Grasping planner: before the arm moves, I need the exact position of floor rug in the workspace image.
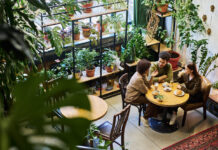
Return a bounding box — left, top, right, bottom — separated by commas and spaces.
162, 124, 218, 150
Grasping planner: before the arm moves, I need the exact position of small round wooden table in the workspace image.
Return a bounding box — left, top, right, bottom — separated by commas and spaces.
145, 82, 189, 133
59, 95, 108, 121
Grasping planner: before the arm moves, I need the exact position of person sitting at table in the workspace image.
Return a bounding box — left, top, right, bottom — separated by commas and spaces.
169, 63, 203, 125
149, 51, 173, 83
125, 59, 159, 127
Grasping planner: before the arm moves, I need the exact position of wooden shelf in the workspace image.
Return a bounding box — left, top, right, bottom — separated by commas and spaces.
145, 35, 160, 46
71, 8, 128, 21
69, 66, 124, 83
94, 82, 120, 96
151, 43, 171, 53
126, 58, 140, 67
154, 11, 172, 18
42, 8, 128, 27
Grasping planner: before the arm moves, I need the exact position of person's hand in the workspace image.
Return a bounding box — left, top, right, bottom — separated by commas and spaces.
178, 70, 185, 78
151, 70, 158, 77
158, 75, 167, 83
177, 85, 182, 89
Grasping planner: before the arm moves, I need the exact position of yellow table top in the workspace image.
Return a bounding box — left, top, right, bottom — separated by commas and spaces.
60, 95, 108, 121
146, 83, 189, 107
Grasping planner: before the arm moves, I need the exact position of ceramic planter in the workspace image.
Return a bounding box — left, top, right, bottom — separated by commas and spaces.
168, 51, 180, 70
82, 28, 91, 38
86, 67, 95, 77
82, 2, 93, 13
157, 3, 168, 13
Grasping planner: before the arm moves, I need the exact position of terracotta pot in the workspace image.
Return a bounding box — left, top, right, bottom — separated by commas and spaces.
157, 3, 168, 13
44, 33, 49, 43
168, 51, 180, 70
82, 2, 93, 13
82, 28, 91, 38
97, 22, 107, 32
86, 67, 95, 77
115, 44, 121, 52
105, 66, 113, 73
74, 33, 80, 40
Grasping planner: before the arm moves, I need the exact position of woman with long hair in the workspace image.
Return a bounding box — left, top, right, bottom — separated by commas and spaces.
169, 63, 203, 125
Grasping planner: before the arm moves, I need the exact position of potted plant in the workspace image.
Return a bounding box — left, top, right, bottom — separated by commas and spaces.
121, 46, 136, 63
96, 17, 109, 33
89, 29, 100, 46
168, 51, 180, 70
103, 49, 117, 73
101, 0, 112, 9
81, 0, 93, 13
143, 0, 174, 14
82, 23, 92, 38
76, 48, 98, 77
63, 0, 81, 17
74, 25, 80, 40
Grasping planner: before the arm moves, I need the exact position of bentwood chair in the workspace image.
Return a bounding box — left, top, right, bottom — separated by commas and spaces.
181, 76, 212, 126
119, 73, 146, 126
96, 104, 131, 150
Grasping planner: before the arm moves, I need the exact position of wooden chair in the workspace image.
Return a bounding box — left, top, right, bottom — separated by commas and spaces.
181, 76, 212, 126
96, 104, 131, 150
119, 73, 146, 126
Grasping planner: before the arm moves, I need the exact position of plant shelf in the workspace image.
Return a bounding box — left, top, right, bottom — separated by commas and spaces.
94, 82, 120, 96
126, 58, 140, 67
154, 11, 172, 18
151, 43, 171, 53
42, 8, 128, 27
145, 35, 160, 46
70, 66, 124, 83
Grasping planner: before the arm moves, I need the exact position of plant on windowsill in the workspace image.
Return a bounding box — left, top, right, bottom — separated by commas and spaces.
63, 0, 81, 17
76, 48, 98, 77
101, 0, 113, 9
74, 25, 80, 40
106, 14, 124, 40
82, 0, 93, 13
96, 17, 110, 32
102, 49, 117, 73
89, 29, 100, 46
82, 22, 92, 38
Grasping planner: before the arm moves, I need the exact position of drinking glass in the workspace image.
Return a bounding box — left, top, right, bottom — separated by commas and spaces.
154, 82, 159, 91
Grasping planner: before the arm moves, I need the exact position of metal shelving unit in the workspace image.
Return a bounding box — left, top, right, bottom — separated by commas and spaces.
41, 0, 129, 98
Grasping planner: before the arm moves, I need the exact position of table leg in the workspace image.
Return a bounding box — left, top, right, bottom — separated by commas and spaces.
148, 108, 179, 133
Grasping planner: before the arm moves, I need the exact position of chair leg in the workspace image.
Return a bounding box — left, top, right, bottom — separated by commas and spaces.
203, 106, 207, 120
110, 143, 113, 150
121, 134, 125, 150
182, 111, 187, 127
138, 106, 142, 126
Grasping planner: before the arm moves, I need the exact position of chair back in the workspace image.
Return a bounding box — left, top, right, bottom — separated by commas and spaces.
110, 104, 131, 140
119, 73, 129, 102
201, 76, 212, 104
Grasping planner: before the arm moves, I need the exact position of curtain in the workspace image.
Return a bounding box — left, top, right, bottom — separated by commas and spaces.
133, 0, 150, 26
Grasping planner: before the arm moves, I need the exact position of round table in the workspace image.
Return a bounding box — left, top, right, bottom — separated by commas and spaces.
145, 82, 189, 133
60, 95, 108, 121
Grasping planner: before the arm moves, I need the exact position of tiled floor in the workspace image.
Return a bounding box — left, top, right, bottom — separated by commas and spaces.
94, 95, 218, 150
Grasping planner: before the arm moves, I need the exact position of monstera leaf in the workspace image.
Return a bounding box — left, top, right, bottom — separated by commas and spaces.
0, 74, 91, 150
